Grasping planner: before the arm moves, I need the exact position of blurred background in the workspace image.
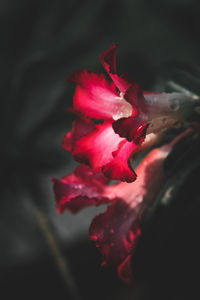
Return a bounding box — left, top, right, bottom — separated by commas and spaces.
1, 0, 200, 299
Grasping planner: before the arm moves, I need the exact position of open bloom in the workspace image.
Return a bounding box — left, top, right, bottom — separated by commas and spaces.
52, 44, 197, 284
64, 44, 193, 182
65, 44, 148, 182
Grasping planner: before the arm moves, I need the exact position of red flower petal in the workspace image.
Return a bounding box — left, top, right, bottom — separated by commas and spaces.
62, 117, 95, 152
102, 141, 139, 182
72, 122, 125, 170
113, 117, 149, 143
124, 84, 145, 109
52, 165, 111, 213
99, 44, 117, 73
99, 44, 132, 94
71, 122, 141, 182
69, 70, 132, 120
89, 199, 141, 266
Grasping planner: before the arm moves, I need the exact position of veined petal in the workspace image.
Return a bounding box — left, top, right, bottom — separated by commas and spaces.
72, 122, 125, 170
70, 70, 132, 120
52, 165, 111, 213
99, 44, 132, 94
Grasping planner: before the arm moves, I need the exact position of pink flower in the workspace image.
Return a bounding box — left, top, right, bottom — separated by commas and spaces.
69, 45, 149, 141
65, 45, 150, 182
52, 44, 196, 284
64, 44, 186, 182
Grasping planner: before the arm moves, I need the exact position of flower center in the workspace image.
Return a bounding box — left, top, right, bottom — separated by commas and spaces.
112, 93, 132, 120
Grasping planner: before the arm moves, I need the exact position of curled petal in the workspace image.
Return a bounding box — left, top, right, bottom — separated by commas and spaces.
113, 116, 149, 143
99, 44, 117, 74
89, 199, 141, 266
69, 70, 132, 120
99, 44, 132, 94
72, 122, 124, 170
52, 165, 111, 213
102, 141, 139, 182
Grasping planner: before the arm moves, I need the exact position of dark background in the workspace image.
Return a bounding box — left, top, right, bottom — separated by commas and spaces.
1, 0, 200, 299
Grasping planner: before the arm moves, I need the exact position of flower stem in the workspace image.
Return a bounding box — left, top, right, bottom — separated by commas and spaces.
32, 204, 81, 300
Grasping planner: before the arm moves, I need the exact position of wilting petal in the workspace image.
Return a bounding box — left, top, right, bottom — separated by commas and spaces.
102, 141, 139, 182
69, 70, 132, 120
113, 116, 149, 143
72, 122, 125, 170
62, 117, 95, 152
89, 199, 141, 266
52, 165, 111, 213
99, 44, 132, 94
